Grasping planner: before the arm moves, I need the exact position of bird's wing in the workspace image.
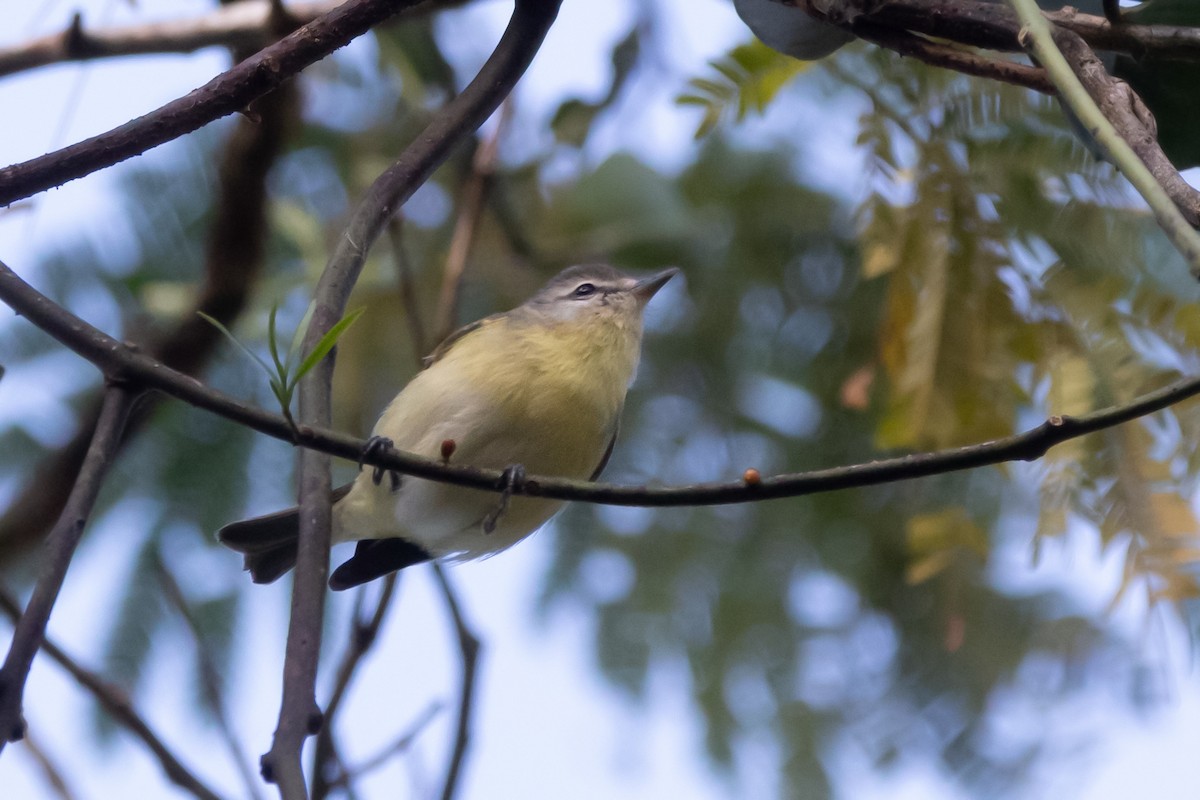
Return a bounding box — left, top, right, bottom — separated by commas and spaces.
421, 313, 505, 369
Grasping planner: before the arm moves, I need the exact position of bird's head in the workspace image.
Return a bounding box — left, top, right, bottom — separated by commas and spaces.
522, 264, 679, 329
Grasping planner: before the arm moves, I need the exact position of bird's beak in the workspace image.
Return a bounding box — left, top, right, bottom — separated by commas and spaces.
631, 268, 680, 304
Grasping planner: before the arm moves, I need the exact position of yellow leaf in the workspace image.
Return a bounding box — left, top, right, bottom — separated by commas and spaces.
906, 508, 989, 558
862, 242, 899, 279
1147, 492, 1199, 538
905, 550, 954, 585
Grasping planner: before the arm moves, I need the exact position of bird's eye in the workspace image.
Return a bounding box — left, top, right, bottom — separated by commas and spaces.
572, 283, 596, 298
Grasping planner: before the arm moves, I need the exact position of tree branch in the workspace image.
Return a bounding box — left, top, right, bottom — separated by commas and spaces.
0, 0, 433, 207
310, 575, 398, 800
261, 0, 562, 793
851, 22, 1054, 93
433, 102, 512, 343
5, 254, 1200, 507
0, 0, 347, 79
1007, 0, 1200, 267
0, 383, 141, 749
795, 0, 1200, 59
0, 589, 225, 800
794, 1, 1200, 230
324, 702, 442, 791
388, 219, 430, 362
154, 555, 263, 800
430, 565, 479, 800
15, 727, 77, 800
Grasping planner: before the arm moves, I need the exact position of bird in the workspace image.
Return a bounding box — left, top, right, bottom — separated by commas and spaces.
218, 264, 678, 590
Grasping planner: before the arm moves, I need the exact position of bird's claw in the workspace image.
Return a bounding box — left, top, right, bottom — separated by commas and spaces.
359, 436, 401, 492
482, 464, 526, 534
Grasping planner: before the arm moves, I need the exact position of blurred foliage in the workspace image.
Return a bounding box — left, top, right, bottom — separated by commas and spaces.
3, 3, 1200, 799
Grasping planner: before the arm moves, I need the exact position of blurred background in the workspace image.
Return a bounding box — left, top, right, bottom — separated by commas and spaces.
3, 0, 1200, 797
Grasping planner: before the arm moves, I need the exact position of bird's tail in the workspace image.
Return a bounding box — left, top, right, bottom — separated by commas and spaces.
217, 508, 301, 584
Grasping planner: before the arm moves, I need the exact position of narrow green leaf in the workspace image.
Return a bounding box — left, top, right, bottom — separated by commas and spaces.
287, 300, 317, 372
266, 305, 287, 382
293, 307, 367, 387
196, 311, 272, 376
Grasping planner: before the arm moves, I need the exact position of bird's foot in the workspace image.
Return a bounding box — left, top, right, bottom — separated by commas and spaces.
482, 464, 526, 535
359, 436, 401, 492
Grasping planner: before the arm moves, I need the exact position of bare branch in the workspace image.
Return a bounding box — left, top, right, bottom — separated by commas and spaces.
0, 0, 343, 79
792, 0, 1200, 59
1048, 27, 1200, 231
0, 0, 434, 207
262, 1, 563, 793
311, 575, 399, 800
434, 102, 513, 343
327, 702, 442, 790
851, 23, 1053, 93
430, 565, 479, 800
1047, 6, 1200, 60
388, 218, 430, 362
5, 255, 1200, 508
154, 555, 263, 800
793, 0, 1200, 230
16, 727, 78, 800
0, 383, 140, 751
0, 589, 226, 800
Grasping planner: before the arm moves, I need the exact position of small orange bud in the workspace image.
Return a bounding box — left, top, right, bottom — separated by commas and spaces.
742, 468, 761, 486
440, 439, 457, 463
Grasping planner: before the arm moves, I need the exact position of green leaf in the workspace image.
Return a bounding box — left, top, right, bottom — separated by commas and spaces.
293, 307, 367, 387
196, 311, 272, 376
286, 300, 317, 373
677, 40, 810, 138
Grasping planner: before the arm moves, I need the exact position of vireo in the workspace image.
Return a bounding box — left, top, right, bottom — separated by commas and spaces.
219, 264, 678, 589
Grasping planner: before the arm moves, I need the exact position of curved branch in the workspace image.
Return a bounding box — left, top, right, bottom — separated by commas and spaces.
0, 0, 432, 207
0, 384, 141, 750
1008, 0, 1200, 266
261, 0, 563, 793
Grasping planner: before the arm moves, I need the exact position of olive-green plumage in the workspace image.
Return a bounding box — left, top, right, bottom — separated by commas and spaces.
218, 264, 677, 589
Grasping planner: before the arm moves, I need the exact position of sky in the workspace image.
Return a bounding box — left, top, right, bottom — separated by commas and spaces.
2, 1, 1200, 799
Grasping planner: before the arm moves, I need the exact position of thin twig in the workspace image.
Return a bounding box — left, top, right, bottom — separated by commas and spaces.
0, 0, 432, 206
388, 218, 429, 362
310, 575, 399, 800
326, 701, 442, 790
430, 565, 479, 800
0, 383, 140, 750
262, 1, 563, 794
422, 101, 505, 800
0, 0, 344, 79
434, 101, 513, 344
153, 554, 263, 800
852, 23, 1054, 94
16, 727, 77, 800
1008, 0, 1200, 269
0, 588, 225, 800
5, 255, 1200, 507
